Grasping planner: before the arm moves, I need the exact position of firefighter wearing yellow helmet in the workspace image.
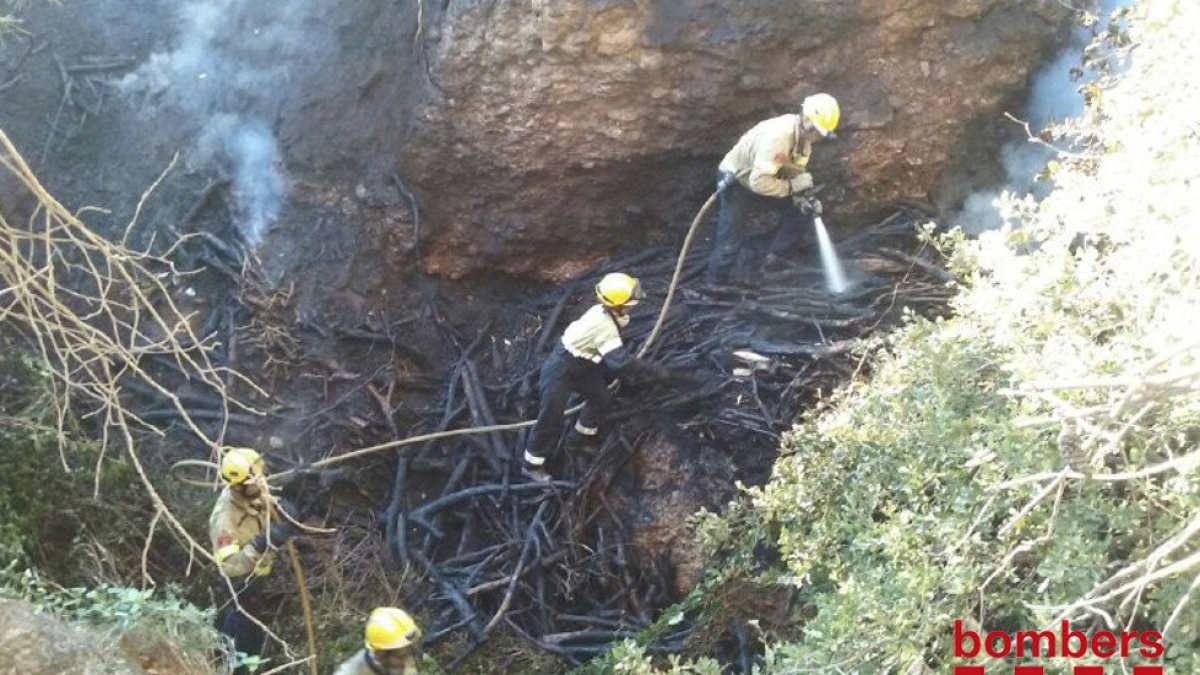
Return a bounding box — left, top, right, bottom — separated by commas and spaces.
333, 607, 423, 675
522, 273, 678, 482
708, 93, 841, 284
208, 447, 299, 665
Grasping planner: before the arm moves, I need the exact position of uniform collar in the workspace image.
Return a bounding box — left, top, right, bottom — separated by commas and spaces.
792, 116, 810, 159
604, 306, 629, 330
365, 650, 411, 675
228, 486, 268, 513
364, 650, 391, 675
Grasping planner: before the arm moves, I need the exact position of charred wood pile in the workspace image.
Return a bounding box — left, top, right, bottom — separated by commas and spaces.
130, 202, 950, 667
339, 206, 953, 666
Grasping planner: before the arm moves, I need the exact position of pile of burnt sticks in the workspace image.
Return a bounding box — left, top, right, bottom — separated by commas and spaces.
371, 206, 953, 668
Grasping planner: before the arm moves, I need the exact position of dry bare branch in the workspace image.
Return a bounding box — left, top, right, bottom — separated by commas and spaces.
0, 127, 294, 655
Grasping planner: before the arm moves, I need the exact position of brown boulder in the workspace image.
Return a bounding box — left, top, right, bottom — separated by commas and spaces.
0, 599, 214, 675
624, 428, 736, 595
404, 0, 1069, 279
0, 599, 144, 675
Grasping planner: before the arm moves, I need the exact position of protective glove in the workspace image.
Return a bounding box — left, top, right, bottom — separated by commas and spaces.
787, 173, 814, 195
252, 520, 299, 552
794, 195, 823, 216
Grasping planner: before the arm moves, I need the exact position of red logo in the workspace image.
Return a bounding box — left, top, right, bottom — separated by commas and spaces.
952, 620, 1165, 674
950, 662, 1156, 667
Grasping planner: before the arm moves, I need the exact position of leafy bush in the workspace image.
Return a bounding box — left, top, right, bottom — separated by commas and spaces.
2, 566, 215, 635
0, 343, 72, 564
0, 340, 145, 578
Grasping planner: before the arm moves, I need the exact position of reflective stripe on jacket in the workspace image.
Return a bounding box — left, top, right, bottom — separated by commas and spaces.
560, 304, 623, 364
208, 488, 274, 578
718, 114, 812, 198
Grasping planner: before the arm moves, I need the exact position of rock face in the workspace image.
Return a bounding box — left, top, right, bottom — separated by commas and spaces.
0, 599, 144, 675
0, 600, 212, 675
404, 0, 1069, 279
622, 427, 736, 595
5, 0, 1067, 284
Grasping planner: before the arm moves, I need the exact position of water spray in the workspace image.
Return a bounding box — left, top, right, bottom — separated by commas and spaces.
813, 215, 847, 294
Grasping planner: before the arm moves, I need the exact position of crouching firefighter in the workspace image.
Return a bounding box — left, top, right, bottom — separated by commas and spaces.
333, 607, 423, 675
522, 272, 672, 482
209, 447, 299, 665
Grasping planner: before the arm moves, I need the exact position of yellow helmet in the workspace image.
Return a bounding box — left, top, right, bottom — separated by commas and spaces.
220, 447, 264, 486
365, 607, 421, 652
802, 93, 840, 137
595, 273, 644, 308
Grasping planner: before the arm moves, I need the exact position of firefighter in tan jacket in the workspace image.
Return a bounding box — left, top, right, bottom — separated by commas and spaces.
209, 448, 298, 665
332, 607, 422, 675
707, 93, 841, 284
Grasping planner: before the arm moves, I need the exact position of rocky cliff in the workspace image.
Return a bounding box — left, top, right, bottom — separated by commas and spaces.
0, 599, 211, 675
405, 0, 1069, 279
2, 0, 1068, 285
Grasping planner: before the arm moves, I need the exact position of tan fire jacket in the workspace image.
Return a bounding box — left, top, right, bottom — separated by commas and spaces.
560, 304, 626, 364
718, 114, 812, 198
332, 649, 418, 675
208, 487, 274, 578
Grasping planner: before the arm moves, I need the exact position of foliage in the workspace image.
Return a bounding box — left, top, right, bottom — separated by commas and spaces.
606, 642, 722, 675
1, 566, 215, 635
0, 341, 97, 566
0, 339, 156, 581
0, 307, 221, 672
588, 0, 1200, 672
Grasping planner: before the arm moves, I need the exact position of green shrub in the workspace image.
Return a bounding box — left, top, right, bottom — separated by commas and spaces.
0, 344, 69, 564
1, 566, 215, 634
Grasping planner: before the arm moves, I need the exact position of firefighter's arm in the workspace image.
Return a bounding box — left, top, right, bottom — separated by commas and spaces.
600, 343, 670, 381
212, 533, 263, 578
746, 139, 793, 198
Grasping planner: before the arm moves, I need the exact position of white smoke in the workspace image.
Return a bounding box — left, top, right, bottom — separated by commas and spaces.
118, 0, 335, 245
956, 0, 1132, 234
198, 116, 287, 244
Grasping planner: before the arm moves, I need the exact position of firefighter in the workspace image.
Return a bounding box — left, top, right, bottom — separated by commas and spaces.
209, 447, 298, 664
521, 272, 672, 482
332, 607, 423, 675
707, 93, 841, 284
